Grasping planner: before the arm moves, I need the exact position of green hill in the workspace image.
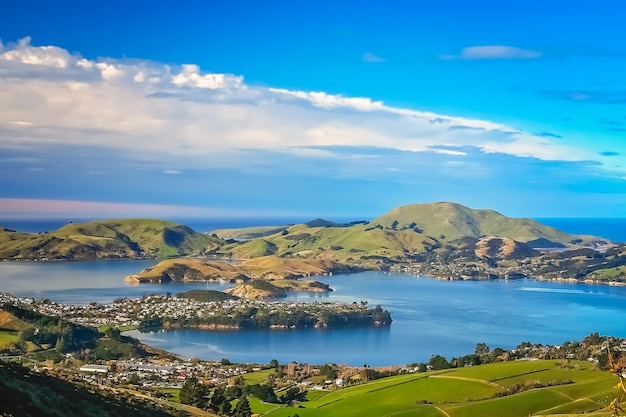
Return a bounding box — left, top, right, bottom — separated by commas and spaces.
218, 202, 603, 267
370, 202, 578, 244
0, 218, 222, 260
259, 360, 616, 417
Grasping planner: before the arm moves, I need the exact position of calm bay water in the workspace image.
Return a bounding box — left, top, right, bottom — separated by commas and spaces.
1, 261, 626, 366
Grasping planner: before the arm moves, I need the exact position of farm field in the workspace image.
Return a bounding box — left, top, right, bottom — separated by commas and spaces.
257, 360, 618, 417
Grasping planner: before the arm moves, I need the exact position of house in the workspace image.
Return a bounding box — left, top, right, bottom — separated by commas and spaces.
79, 364, 109, 374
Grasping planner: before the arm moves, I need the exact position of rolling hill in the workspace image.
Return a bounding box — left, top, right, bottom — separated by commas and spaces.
215, 202, 606, 267
0, 218, 222, 260
370, 202, 579, 243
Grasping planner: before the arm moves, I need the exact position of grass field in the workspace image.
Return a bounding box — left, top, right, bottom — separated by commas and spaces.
0, 331, 20, 348
0, 310, 31, 349
243, 368, 275, 384
254, 360, 617, 417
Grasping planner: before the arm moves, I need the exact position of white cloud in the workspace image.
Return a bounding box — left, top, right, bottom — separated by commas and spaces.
0, 37, 597, 175
428, 148, 467, 156
0, 36, 73, 68
440, 45, 542, 60
362, 52, 386, 63
172, 64, 243, 89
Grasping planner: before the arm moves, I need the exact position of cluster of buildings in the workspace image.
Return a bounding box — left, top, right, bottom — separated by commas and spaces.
79, 357, 260, 388
0, 292, 364, 329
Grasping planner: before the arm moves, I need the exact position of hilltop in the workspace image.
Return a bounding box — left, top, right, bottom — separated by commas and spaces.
0, 218, 221, 260
2, 202, 623, 284
371, 202, 580, 243
211, 202, 624, 283
215, 202, 606, 264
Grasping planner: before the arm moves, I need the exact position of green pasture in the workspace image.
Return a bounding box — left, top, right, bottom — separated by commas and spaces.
243, 368, 275, 384
0, 330, 20, 348
254, 360, 616, 417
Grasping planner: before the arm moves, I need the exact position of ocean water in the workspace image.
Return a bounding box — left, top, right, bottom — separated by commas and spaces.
0, 217, 314, 234
536, 218, 626, 243
2, 217, 625, 242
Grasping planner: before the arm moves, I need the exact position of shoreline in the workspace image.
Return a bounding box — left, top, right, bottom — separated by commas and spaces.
4, 255, 626, 289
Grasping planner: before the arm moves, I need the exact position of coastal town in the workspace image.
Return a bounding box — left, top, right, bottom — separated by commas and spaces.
0, 292, 391, 330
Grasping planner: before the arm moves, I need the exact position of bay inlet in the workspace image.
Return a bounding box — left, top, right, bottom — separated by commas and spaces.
1, 261, 625, 366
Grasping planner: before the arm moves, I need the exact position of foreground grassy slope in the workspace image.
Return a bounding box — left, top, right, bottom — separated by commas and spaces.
261, 360, 616, 417
0, 310, 30, 350
0, 218, 221, 260
0, 361, 189, 417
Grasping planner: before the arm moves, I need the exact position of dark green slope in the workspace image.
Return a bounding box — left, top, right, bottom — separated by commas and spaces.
0, 361, 186, 417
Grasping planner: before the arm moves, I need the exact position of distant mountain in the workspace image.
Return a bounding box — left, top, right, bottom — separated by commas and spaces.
0, 218, 221, 260
0, 203, 610, 266
370, 202, 578, 244
215, 202, 610, 270
303, 218, 351, 228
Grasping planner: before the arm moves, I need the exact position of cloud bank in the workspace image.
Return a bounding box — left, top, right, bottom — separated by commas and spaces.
0, 37, 583, 166
440, 45, 542, 60
0, 37, 623, 218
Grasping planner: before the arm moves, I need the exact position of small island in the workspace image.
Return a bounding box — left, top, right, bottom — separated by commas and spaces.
124, 257, 339, 299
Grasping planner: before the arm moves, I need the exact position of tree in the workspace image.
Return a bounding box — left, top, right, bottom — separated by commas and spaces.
475, 342, 490, 356
429, 354, 450, 370
281, 387, 302, 405
54, 336, 66, 353
209, 387, 228, 414
319, 363, 338, 379
179, 377, 208, 407
244, 383, 278, 403
269, 358, 279, 369
233, 395, 252, 417
128, 372, 140, 385
105, 327, 121, 341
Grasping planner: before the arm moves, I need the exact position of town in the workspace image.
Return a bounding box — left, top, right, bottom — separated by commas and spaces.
0, 291, 391, 331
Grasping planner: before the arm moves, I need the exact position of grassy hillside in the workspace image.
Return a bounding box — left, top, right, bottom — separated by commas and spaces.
0, 303, 157, 361
0, 361, 188, 417
215, 202, 613, 272
0, 218, 222, 260
260, 360, 616, 417
219, 222, 439, 268
125, 258, 248, 283
176, 289, 239, 302
0, 310, 31, 351
371, 202, 579, 244
210, 225, 290, 240
126, 257, 345, 284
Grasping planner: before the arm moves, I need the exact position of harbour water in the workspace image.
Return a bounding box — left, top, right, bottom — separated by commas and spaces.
1, 261, 625, 366
1, 216, 625, 366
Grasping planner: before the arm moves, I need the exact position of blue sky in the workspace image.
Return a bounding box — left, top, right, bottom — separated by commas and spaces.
0, 0, 625, 220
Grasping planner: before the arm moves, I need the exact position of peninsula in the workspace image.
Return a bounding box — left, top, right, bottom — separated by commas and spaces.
2, 202, 624, 287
